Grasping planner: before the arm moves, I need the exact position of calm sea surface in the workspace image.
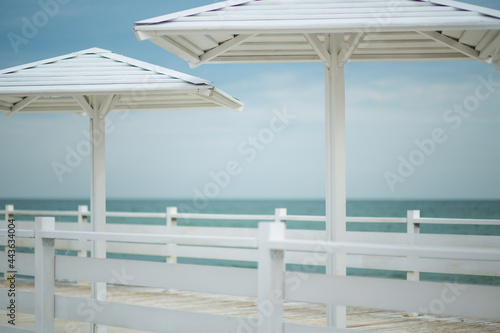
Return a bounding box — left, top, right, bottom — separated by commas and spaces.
2, 198, 499, 285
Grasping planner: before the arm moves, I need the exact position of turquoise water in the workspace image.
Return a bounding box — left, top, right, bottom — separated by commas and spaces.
2, 198, 500, 285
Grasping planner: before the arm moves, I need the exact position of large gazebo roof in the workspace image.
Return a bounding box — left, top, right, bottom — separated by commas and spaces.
0, 47, 243, 117
134, 0, 500, 68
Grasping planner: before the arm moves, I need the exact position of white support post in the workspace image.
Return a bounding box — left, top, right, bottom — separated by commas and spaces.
35, 216, 55, 333
258, 222, 286, 333
4, 205, 14, 281
89, 97, 108, 333
166, 207, 178, 264
325, 33, 347, 328
274, 208, 287, 224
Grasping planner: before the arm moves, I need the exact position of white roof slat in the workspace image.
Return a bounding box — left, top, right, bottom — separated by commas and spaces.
0, 71, 161, 79
0, 48, 106, 75
135, 0, 255, 25
226, 1, 435, 10
0, 83, 213, 97
358, 40, 444, 49
442, 30, 464, 39
458, 30, 489, 47
167, 35, 205, 56
426, 0, 500, 19
364, 32, 435, 41
184, 35, 220, 50
177, 10, 476, 22
354, 47, 462, 55
136, 15, 500, 35
223, 49, 318, 57
211, 55, 322, 64
191, 4, 457, 16
476, 30, 500, 51
0, 78, 183, 86
234, 41, 313, 51
210, 33, 239, 44
0, 96, 23, 104
350, 53, 471, 62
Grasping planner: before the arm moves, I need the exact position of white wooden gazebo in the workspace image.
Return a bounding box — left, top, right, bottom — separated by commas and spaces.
0, 47, 243, 333
133, 0, 500, 328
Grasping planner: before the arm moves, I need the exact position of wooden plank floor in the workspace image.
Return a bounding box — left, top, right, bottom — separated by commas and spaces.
1, 281, 499, 332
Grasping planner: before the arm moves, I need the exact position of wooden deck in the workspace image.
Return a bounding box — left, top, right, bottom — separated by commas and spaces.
1, 281, 499, 332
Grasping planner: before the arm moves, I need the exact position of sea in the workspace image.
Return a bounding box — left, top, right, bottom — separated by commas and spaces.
2, 198, 500, 285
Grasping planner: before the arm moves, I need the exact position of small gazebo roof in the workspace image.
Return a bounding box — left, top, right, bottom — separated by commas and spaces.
0, 47, 243, 117
134, 0, 500, 69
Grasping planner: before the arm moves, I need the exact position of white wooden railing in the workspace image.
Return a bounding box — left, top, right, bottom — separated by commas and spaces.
0, 216, 499, 333
2, 205, 500, 281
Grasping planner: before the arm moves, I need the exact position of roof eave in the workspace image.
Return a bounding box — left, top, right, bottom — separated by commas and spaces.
134, 17, 500, 37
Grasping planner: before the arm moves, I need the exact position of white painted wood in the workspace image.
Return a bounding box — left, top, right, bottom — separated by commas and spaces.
418, 31, 489, 62
304, 34, 331, 66
166, 206, 177, 264
269, 239, 500, 261
56, 294, 252, 333
284, 322, 373, 333
258, 222, 285, 333
407, 210, 420, 284
89, 99, 107, 333
6, 96, 40, 117
55, 256, 258, 297
41, 230, 258, 248
285, 273, 500, 320
192, 34, 257, 67
325, 33, 347, 329
34, 217, 55, 333
274, 208, 287, 224
0, 325, 34, 333
338, 33, 365, 66
406, 210, 420, 316
150, 36, 201, 64
479, 31, 500, 59
134, 16, 500, 36
0, 48, 243, 113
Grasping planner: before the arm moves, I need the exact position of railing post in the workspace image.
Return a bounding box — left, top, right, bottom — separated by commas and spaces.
77, 205, 89, 257
35, 216, 55, 333
258, 222, 285, 333
166, 207, 178, 264
407, 210, 421, 282
407, 210, 420, 317
77, 205, 89, 286
4, 205, 15, 281
274, 208, 287, 224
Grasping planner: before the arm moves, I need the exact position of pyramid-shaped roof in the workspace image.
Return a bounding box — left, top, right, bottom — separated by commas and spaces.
134, 0, 500, 69
0, 48, 243, 116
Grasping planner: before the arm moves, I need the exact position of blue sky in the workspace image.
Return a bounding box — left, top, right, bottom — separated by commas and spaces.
0, 0, 499, 200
